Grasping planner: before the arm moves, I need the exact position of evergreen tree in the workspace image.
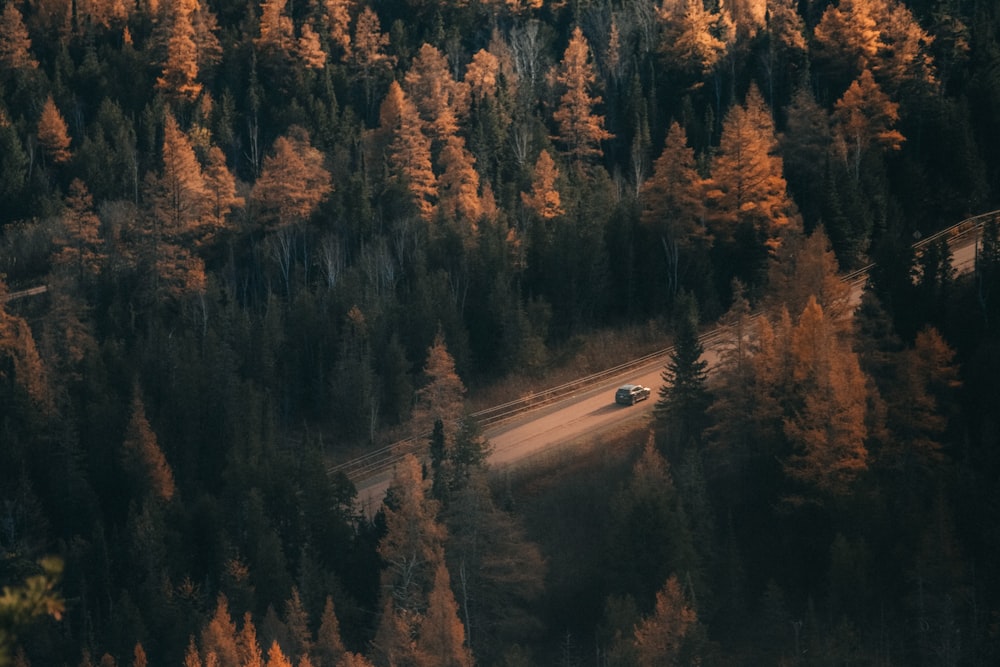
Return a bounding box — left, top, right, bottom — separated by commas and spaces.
655, 294, 711, 458
36, 96, 72, 165
552, 27, 613, 163
632, 575, 698, 667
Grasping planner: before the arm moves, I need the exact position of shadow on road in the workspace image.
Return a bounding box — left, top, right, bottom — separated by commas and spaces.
589, 403, 629, 417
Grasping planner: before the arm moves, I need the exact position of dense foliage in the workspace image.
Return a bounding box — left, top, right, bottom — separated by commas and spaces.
3, 0, 1000, 664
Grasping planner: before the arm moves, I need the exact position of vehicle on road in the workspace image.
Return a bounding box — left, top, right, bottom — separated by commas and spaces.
615, 384, 651, 405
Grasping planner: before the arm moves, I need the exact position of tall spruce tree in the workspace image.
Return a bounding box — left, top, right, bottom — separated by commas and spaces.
655, 294, 711, 458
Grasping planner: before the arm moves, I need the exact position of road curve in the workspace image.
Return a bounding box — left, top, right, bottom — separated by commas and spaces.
353, 213, 993, 513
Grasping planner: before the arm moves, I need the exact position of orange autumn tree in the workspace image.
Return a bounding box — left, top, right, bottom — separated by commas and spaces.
379, 80, 437, 220
415, 564, 472, 667
833, 68, 905, 181
437, 135, 483, 230
323, 0, 352, 59
37, 96, 72, 164
640, 122, 707, 296
706, 83, 799, 253
658, 0, 733, 77
255, 0, 294, 55
632, 575, 699, 667
521, 149, 564, 219
552, 26, 613, 164
404, 43, 468, 145
0, 2, 38, 71
142, 112, 211, 295
156, 0, 203, 101
782, 296, 869, 498
0, 280, 52, 410
251, 127, 332, 231
55, 179, 104, 279
122, 389, 176, 504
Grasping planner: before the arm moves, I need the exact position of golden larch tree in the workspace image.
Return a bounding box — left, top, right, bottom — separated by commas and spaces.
157, 0, 203, 101
415, 564, 472, 667
314, 596, 346, 667
296, 22, 327, 69
37, 96, 72, 164
404, 43, 468, 144
0, 2, 38, 70
264, 641, 293, 667
783, 296, 869, 497
374, 455, 450, 667
255, 0, 294, 54
521, 149, 563, 219
350, 6, 393, 109
252, 127, 332, 230
640, 121, 708, 292
237, 612, 264, 667
706, 83, 799, 252
200, 595, 240, 667
464, 48, 500, 103
812, 0, 880, 79
552, 26, 613, 162
56, 179, 104, 279
413, 329, 467, 440
632, 575, 698, 667
323, 0, 352, 58
380, 80, 437, 220
202, 145, 243, 232
658, 0, 733, 75
437, 135, 483, 229
882, 326, 960, 473
833, 68, 905, 180
122, 389, 176, 503
132, 644, 148, 667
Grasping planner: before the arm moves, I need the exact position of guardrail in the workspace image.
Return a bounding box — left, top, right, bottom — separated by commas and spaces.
1, 285, 48, 303
331, 209, 1000, 485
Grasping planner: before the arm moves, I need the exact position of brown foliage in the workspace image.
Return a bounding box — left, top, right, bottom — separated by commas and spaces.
632, 575, 697, 667
520, 149, 563, 219
0, 3, 38, 70
37, 96, 72, 164
552, 26, 613, 162
252, 127, 332, 230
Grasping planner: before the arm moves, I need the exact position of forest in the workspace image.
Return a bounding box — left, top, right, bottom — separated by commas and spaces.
2, 0, 1000, 664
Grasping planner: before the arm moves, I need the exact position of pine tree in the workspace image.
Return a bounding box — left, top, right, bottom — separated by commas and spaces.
282, 588, 312, 663
56, 179, 104, 279
657, 0, 732, 76
414, 564, 472, 667
37, 96, 72, 164
380, 81, 437, 220
157, 0, 203, 101
264, 641, 293, 667
833, 68, 904, 181
520, 149, 563, 219
122, 389, 176, 503
323, 0, 351, 58
201, 595, 240, 667
783, 296, 869, 498
296, 22, 327, 69
255, 0, 294, 55
706, 84, 799, 253
437, 135, 483, 229
314, 597, 346, 667
552, 26, 613, 163
237, 612, 265, 667
639, 122, 707, 298
413, 329, 466, 441
655, 295, 711, 457
202, 146, 242, 230
404, 43, 467, 144
0, 3, 38, 71
131, 644, 148, 667
632, 575, 698, 667
350, 7, 393, 113
812, 0, 880, 87
252, 127, 332, 231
